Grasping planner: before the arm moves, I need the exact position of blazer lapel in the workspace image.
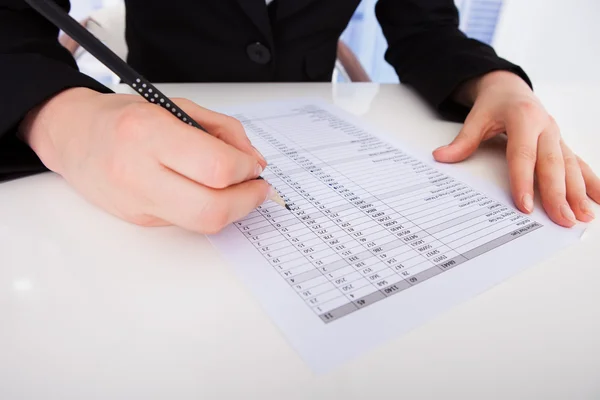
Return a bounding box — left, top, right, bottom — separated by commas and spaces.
235, 0, 273, 42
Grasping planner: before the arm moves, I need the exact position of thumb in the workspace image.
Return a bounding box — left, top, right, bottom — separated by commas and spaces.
433, 111, 486, 163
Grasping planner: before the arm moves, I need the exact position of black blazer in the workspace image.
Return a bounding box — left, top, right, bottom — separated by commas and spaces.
0, 0, 530, 181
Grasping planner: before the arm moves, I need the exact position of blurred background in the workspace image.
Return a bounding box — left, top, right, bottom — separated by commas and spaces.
68, 0, 600, 86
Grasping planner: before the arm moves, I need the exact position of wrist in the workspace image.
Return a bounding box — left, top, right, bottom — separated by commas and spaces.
19, 87, 101, 174
453, 70, 530, 106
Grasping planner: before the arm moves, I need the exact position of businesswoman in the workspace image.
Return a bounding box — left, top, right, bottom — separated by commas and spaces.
1, 0, 598, 233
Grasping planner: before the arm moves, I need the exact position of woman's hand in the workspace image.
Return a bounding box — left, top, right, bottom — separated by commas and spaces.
433, 71, 600, 227
20, 87, 275, 234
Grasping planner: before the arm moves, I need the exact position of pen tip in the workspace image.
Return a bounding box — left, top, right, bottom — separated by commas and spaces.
268, 189, 289, 211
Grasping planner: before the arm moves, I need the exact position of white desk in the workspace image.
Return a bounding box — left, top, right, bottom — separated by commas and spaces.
1, 83, 599, 399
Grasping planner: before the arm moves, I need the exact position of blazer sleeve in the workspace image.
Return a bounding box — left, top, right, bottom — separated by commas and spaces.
375, 0, 533, 122
0, 0, 111, 182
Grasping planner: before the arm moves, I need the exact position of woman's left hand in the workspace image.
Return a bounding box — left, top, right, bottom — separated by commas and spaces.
433, 70, 600, 228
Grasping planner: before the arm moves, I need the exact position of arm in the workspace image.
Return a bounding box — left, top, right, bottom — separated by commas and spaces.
0, 0, 110, 181
337, 41, 371, 82
375, 0, 530, 120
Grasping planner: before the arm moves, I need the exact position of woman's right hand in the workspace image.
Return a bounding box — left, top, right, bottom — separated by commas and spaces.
20, 87, 274, 234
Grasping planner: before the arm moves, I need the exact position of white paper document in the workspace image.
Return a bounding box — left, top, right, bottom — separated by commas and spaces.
208, 99, 583, 373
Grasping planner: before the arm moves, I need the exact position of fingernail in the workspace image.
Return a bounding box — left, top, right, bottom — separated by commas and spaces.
264, 185, 277, 204
580, 199, 595, 219
522, 194, 534, 213
435, 145, 449, 152
252, 146, 267, 165
254, 163, 263, 178
560, 204, 577, 224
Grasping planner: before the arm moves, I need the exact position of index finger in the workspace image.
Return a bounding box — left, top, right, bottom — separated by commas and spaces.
175, 99, 268, 169
153, 111, 264, 189
505, 116, 540, 214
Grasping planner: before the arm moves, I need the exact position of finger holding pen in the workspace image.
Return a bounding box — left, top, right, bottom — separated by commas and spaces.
155, 107, 265, 188
166, 98, 289, 209
171, 98, 268, 170
166, 98, 288, 209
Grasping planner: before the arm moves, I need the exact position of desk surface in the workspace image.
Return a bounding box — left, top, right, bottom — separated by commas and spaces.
1, 83, 599, 399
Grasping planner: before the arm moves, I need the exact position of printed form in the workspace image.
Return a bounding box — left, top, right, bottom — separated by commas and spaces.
208, 99, 583, 373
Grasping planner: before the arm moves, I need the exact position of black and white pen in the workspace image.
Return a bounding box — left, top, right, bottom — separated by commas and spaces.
23, 0, 290, 210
